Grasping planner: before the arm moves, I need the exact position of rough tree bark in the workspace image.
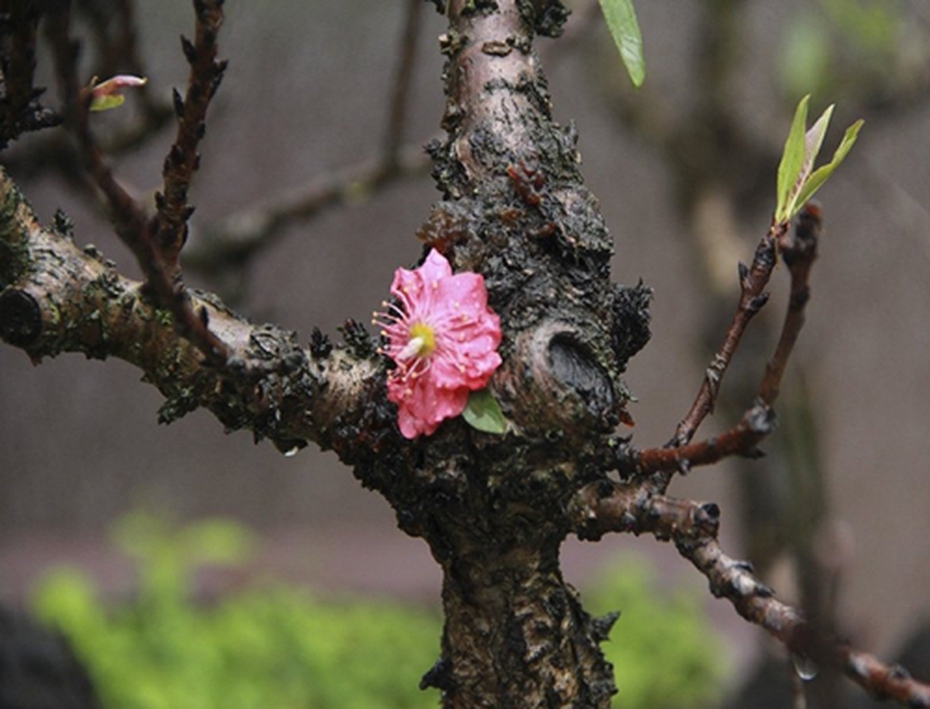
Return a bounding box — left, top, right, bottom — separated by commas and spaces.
1, 2, 649, 705
4, 2, 930, 708
342, 1, 651, 704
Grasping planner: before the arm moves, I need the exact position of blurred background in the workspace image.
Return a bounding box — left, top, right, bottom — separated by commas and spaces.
2, 0, 930, 706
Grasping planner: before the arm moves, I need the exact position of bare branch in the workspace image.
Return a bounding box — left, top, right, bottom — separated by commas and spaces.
184, 141, 432, 274
154, 0, 226, 270
671, 222, 781, 447
43, 1, 227, 364
623, 205, 823, 489
572, 481, 930, 708
628, 400, 776, 478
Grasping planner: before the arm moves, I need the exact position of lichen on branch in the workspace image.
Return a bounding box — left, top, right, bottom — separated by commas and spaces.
0, 167, 383, 457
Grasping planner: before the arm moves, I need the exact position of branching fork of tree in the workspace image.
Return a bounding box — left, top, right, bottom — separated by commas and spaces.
1, 1, 928, 707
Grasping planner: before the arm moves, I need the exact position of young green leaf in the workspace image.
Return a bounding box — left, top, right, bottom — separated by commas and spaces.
598, 0, 646, 88
89, 94, 126, 112
794, 118, 864, 208
781, 103, 836, 222
802, 104, 834, 180
774, 95, 863, 224
775, 95, 811, 223
462, 388, 508, 435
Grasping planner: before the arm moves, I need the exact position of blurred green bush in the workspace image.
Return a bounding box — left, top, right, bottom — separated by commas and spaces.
31, 513, 725, 709
586, 559, 727, 709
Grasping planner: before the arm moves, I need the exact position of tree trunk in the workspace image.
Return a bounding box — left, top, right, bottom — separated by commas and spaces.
378, 2, 651, 705
432, 533, 617, 708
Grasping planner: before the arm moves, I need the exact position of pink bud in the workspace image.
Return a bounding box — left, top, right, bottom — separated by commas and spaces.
89, 75, 148, 112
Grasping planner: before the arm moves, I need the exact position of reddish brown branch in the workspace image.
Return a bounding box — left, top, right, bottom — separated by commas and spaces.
43, 1, 227, 364
626, 205, 823, 489
154, 0, 226, 270
572, 481, 930, 707
631, 401, 775, 477
759, 204, 820, 404
671, 222, 782, 447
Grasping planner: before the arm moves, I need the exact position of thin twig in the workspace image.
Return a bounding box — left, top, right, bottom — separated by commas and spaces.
153, 0, 227, 272
628, 400, 776, 478
759, 204, 820, 404
185, 141, 433, 273
44, 5, 149, 245
383, 0, 423, 168
620, 206, 821, 491
43, 1, 227, 364
670, 222, 782, 447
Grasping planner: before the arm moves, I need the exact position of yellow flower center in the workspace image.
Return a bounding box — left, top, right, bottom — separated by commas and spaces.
396, 322, 437, 362
408, 322, 436, 357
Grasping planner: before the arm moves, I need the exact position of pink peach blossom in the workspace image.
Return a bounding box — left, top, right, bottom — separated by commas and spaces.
374, 249, 502, 439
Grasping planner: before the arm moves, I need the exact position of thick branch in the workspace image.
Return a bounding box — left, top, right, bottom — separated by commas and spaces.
0, 167, 382, 456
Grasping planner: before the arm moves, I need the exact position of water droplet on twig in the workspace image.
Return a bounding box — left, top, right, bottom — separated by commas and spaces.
792, 652, 819, 681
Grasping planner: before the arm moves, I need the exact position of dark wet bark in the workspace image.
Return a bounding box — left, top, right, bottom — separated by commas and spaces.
374, 2, 648, 705
0, 3, 649, 703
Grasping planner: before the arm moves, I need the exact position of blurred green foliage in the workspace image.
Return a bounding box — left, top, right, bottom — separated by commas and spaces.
779, 0, 929, 101
587, 559, 727, 709
32, 513, 725, 709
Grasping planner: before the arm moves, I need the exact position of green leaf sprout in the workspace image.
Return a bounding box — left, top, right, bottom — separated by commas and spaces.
775, 95, 863, 224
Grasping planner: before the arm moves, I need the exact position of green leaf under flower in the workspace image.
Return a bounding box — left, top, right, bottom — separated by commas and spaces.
462, 388, 508, 435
